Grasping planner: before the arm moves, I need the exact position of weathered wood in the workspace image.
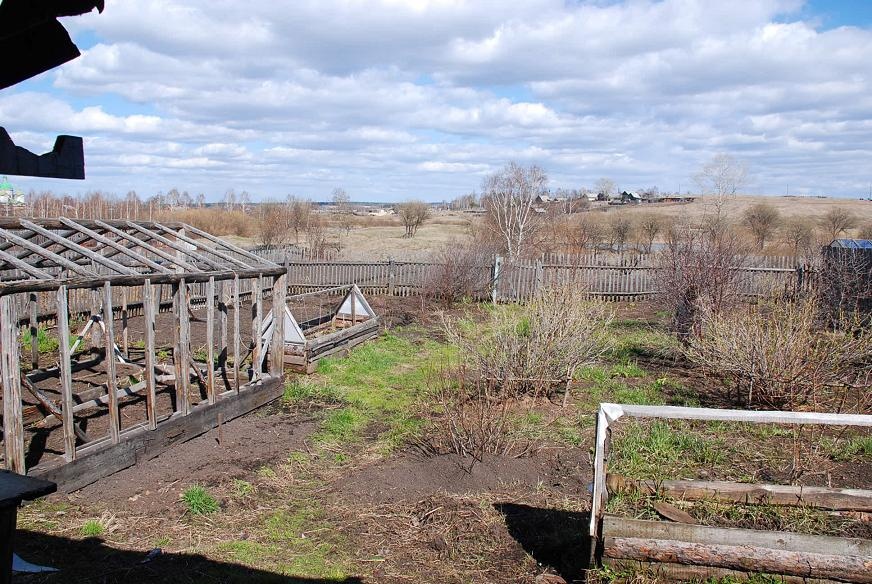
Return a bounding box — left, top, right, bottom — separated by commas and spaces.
173, 281, 190, 415
604, 536, 872, 583
606, 559, 843, 584
218, 280, 228, 370
0, 296, 24, 473
251, 276, 262, 380
608, 475, 872, 512
29, 293, 38, 370
29, 376, 284, 493
102, 282, 120, 444
652, 500, 697, 524
270, 273, 286, 376
56, 286, 76, 459
120, 287, 129, 356
205, 277, 216, 404
233, 275, 241, 391
603, 516, 872, 558
19, 219, 137, 275
143, 280, 157, 430
57, 217, 171, 273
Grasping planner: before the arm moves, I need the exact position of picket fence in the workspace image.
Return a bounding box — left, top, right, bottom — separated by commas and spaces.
253, 250, 806, 303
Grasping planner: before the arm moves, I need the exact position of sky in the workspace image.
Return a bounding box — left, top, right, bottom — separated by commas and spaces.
2, 0, 871, 202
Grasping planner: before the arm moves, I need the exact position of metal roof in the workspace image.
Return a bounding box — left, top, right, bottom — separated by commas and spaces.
0, 217, 281, 295
830, 239, 872, 249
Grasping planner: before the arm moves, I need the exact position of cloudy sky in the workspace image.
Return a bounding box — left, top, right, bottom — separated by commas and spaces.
2, 0, 871, 201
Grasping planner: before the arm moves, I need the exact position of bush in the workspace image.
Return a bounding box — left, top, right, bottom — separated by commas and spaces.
181, 485, 220, 515
684, 294, 872, 412
442, 285, 614, 403
424, 241, 493, 305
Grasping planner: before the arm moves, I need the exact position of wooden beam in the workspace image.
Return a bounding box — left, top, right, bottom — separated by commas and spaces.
19, 219, 138, 275
607, 475, 872, 512
0, 227, 94, 276
182, 224, 280, 267
125, 222, 224, 270
270, 273, 286, 375
0, 248, 54, 279
233, 275, 240, 392
56, 286, 76, 460
29, 293, 38, 370
173, 280, 191, 416
251, 276, 263, 380
143, 280, 157, 430
58, 217, 171, 273
103, 282, 120, 444
0, 296, 24, 473
93, 220, 197, 272
205, 277, 216, 404
152, 223, 252, 270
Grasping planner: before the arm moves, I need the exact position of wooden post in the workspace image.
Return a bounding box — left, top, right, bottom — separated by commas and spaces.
218, 279, 228, 371
121, 288, 129, 357
205, 277, 216, 404
29, 293, 38, 370
534, 258, 544, 297
102, 282, 120, 444
251, 275, 263, 380
0, 296, 25, 473
173, 280, 191, 415
270, 272, 287, 376
491, 255, 503, 303
56, 286, 76, 460
388, 258, 396, 296
143, 280, 157, 430
233, 275, 241, 392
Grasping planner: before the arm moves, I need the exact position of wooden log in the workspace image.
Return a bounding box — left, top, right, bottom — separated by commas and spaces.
607, 474, 872, 512
251, 276, 262, 380
0, 296, 24, 473
29, 293, 38, 370
205, 277, 216, 404
121, 288, 129, 357
56, 286, 77, 459
103, 282, 120, 444
218, 280, 228, 369
606, 559, 843, 584
604, 536, 872, 583
142, 280, 158, 430
173, 281, 190, 415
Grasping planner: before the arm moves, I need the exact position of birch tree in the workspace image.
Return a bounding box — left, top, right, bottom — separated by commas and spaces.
482, 162, 548, 259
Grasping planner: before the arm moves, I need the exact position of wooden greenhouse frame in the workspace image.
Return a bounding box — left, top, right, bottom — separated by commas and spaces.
0, 217, 288, 491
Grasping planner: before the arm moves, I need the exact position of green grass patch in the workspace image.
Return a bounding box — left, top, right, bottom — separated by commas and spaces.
232, 479, 254, 498
609, 359, 646, 379
315, 408, 368, 444
824, 435, 872, 462
181, 485, 220, 515
80, 520, 104, 538
21, 327, 60, 354
283, 379, 344, 405
610, 420, 727, 480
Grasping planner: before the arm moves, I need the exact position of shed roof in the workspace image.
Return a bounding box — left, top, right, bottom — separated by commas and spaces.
0, 217, 281, 295
830, 239, 872, 249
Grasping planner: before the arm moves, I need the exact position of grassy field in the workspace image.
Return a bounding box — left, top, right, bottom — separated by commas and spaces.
15, 299, 872, 583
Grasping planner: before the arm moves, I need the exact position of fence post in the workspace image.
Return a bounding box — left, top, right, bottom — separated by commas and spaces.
491, 255, 503, 303
535, 258, 544, 296
388, 258, 396, 296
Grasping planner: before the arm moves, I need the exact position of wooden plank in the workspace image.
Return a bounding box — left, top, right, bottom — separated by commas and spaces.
120, 288, 129, 357
173, 281, 191, 415
251, 276, 262, 380
19, 219, 138, 275
270, 273, 286, 376
29, 293, 38, 370
218, 280, 228, 370
0, 296, 24, 473
233, 275, 241, 392
610, 403, 872, 428
608, 475, 872, 512
143, 280, 157, 430
56, 286, 76, 460
57, 217, 171, 273
606, 559, 843, 584
29, 376, 284, 493
205, 277, 216, 404
103, 282, 121, 444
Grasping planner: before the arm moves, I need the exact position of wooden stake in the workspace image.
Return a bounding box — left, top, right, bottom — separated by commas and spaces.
173, 280, 191, 415
56, 286, 76, 460
206, 276, 216, 404
121, 287, 129, 357
0, 296, 25, 473
233, 275, 241, 392
29, 293, 38, 370
270, 273, 287, 376
143, 280, 157, 430
103, 282, 120, 444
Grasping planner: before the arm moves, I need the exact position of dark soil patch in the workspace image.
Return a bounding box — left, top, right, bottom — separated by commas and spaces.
335, 447, 590, 504
67, 409, 316, 515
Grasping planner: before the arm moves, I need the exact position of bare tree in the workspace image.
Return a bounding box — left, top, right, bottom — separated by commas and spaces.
396, 200, 430, 237
820, 207, 858, 242
332, 187, 355, 235
595, 178, 617, 200
481, 162, 548, 259
286, 196, 313, 243
607, 213, 634, 252
637, 213, 663, 254
257, 201, 292, 247
781, 216, 815, 257
694, 154, 749, 218
742, 202, 781, 250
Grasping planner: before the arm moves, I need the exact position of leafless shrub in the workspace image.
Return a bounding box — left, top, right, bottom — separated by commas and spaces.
818, 246, 872, 327
781, 216, 816, 258
820, 207, 858, 242
429, 365, 520, 464
441, 285, 614, 404
636, 213, 664, 254
685, 293, 872, 413
607, 213, 634, 252
424, 241, 493, 306
742, 202, 780, 250
654, 216, 751, 340
257, 201, 292, 246
396, 200, 431, 237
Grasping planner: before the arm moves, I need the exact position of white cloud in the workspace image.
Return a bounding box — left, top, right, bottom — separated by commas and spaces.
4, 0, 871, 199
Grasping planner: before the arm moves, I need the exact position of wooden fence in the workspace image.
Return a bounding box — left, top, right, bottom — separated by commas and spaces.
252, 250, 806, 303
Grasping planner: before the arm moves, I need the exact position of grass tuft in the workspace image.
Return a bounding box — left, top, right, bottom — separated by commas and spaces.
181, 485, 220, 515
